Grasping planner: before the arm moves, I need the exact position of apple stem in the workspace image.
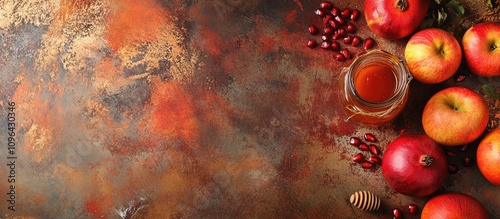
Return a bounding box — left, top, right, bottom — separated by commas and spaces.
420, 155, 434, 167
492, 44, 498, 51
396, 0, 408, 12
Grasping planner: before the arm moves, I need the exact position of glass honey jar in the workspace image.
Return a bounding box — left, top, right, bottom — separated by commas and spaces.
338, 50, 413, 126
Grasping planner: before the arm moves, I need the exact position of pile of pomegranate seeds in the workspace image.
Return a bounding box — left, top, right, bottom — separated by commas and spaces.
306, 1, 375, 61
349, 133, 382, 169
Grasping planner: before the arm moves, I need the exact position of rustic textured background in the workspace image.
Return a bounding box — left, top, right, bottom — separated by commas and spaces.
0, 0, 498, 218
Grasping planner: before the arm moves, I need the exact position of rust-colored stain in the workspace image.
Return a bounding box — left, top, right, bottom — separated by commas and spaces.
105, 0, 167, 51
145, 80, 200, 141
84, 199, 106, 218
0, 0, 499, 218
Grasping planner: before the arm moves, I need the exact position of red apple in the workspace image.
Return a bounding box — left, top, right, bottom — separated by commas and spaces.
405, 28, 462, 84
422, 87, 489, 146
462, 22, 500, 77
364, 0, 429, 40
421, 193, 490, 219
477, 128, 500, 185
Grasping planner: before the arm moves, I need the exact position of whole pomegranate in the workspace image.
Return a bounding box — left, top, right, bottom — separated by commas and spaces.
421, 192, 490, 219
382, 134, 447, 197
364, 0, 429, 40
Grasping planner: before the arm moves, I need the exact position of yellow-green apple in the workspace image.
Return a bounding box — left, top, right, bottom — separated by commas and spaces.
477, 128, 500, 185
405, 28, 462, 84
422, 87, 489, 146
462, 22, 500, 77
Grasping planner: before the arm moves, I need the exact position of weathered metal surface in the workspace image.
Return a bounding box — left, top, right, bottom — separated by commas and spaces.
0, 0, 498, 218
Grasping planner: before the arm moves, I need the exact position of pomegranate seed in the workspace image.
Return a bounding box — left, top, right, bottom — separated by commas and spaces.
393, 208, 401, 219
323, 26, 333, 35
337, 28, 346, 37
331, 41, 340, 51
334, 16, 345, 25
341, 8, 351, 18
320, 1, 333, 10
363, 38, 375, 50
341, 48, 351, 59
323, 14, 333, 24
368, 156, 382, 165
463, 157, 473, 167
314, 9, 326, 17
331, 7, 340, 17
343, 36, 353, 44
351, 36, 361, 47
353, 153, 364, 163
399, 128, 406, 135
306, 39, 317, 48
369, 144, 381, 156
361, 161, 374, 169
349, 137, 361, 146
321, 34, 329, 42
308, 25, 319, 35
445, 150, 457, 157
320, 41, 330, 49
335, 53, 345, 61
408, 204, 418, 215
363, 133, 377, 142
346, 23, 356, 33
456, 75, 466, 83
332, 32, 341, 40
351, 9, 360, 21
448, 164, 459, 174
359, 143, 369, 151
329, 20, 340, 29
459, 144, 469, 152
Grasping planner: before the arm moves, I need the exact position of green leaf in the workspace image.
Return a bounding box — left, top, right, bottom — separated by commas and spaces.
434, 8, 448, 26
485, 0, 493, 9
418, 17, 436, 30
447, 0, 466, 17
482, 85, 500, 99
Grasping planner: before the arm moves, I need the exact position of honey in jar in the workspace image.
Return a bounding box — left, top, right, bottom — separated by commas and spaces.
338, 50, 412, 126
354, 64, 397, 103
